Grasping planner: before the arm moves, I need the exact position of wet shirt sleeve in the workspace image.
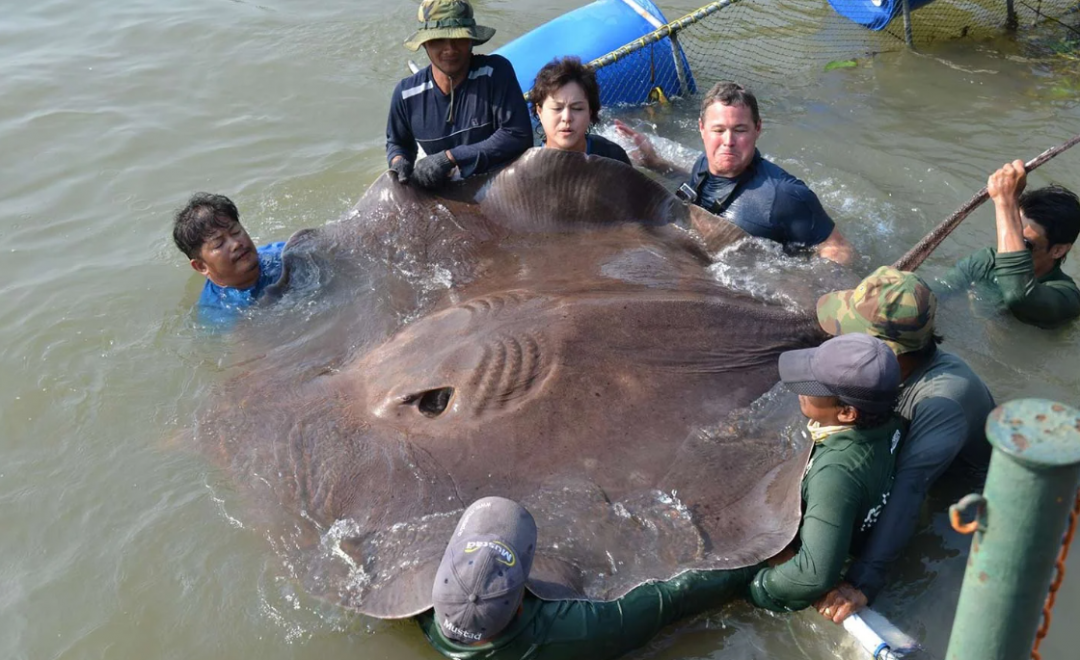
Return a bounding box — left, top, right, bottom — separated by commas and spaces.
526, 568, 756, 660
846, 397, 969, 600
447, 57, 532, 178
748, 466, 861, 611
993, 250, 1080, 327
772, 180, 835, 247
935, 247, 996, 294
417, 569, 757, 660
386, 81, 418, 167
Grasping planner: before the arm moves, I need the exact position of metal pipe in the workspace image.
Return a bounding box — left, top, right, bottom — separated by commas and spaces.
1006, 0, 1018, 30
945, 399, 1080, 660
901, 0, 914, 49
669, 31, 691, 97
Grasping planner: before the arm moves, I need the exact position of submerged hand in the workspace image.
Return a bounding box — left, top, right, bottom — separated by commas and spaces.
987, 159, 1027, 205
389, 157, 413, 184
814, 582, 867, 624
412, 151, 456, 189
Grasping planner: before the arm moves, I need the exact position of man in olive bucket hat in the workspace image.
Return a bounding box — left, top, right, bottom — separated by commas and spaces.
809, 266, 995, 625
386, 0, 531, 189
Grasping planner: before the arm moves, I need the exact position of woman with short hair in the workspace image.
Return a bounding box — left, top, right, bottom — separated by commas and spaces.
528, 57, 631, 165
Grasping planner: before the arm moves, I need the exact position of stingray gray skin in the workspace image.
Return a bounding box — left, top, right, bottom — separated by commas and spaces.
196, 148, 827, 619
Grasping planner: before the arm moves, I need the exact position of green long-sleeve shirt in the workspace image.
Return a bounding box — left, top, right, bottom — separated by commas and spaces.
748, 418, 903, 612
937, 247, 1080, 328
416, 567, 757, 660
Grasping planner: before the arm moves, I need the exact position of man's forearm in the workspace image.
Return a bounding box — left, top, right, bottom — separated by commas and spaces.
815, 228, 855, 265
995, 198, 1027, 254
846, 475, 928, 601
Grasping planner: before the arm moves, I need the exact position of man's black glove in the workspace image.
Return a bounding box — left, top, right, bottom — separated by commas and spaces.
412, 152, 456, 189
389, 158, 413, 184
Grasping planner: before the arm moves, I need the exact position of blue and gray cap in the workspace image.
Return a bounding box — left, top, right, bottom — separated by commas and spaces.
778, 333, 900, 413
432, 497, 537, 643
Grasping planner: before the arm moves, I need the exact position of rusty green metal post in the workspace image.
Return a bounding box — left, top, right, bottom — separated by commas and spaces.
945, 399, 1080, 660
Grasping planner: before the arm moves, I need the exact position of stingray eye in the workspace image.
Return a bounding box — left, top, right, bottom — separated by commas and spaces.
408, 387, 454, 418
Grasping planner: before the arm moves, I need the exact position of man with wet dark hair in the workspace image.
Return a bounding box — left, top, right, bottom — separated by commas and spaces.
386, 0, 532, 189
938, 160, 1080, 327
615, 81, 853, 264
172, 192, 284, 325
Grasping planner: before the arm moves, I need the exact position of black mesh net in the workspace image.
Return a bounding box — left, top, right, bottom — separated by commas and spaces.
589, 0, 1080, 105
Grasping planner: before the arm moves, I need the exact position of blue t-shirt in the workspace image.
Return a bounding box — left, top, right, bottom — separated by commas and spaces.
689, 151, 835, 249
385, 54, 532, 178
586, 135, 632, 165
196, 241, 285, 326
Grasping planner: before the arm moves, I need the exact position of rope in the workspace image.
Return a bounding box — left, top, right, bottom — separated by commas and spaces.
1032, 489, 1080, 660
520, 0, 744, 101
585, 0, 744, 72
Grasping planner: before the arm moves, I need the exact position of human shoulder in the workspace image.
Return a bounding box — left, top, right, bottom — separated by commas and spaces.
909, 350, 987, 398
753, 155, 805, 189
258, 241, 285, 258
936, 247, 997, 292
962, 246, 999, 279
587, 135, 632, 165
392, 67, 433, 102
748, 156, 825, 214
1031, 257, 1080, 289
474, 53, 514, 73
814, 420, 902, 468
900, 350, 992, 430
197, 279, 229, 308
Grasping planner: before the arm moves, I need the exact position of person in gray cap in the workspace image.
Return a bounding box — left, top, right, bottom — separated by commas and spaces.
747, 333, 905, 614
416, 496, 759, 659
430, 496, 537, 642
386, 0, 532, 189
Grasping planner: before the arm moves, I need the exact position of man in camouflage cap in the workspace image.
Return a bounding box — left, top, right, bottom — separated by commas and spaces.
816, 265, 938, 354
810, 266, 995, 624
386, 0, 531, 189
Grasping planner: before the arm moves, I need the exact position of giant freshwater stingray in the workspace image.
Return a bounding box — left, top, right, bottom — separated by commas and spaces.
194, 148, 838, 619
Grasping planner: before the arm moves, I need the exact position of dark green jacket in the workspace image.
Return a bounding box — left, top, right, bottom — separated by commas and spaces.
416, 567, 757, 660
938, 247, 1080, 327
748, 417, 903, 611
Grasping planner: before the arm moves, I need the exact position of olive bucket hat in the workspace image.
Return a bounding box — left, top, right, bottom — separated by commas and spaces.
404, 0, 496, 52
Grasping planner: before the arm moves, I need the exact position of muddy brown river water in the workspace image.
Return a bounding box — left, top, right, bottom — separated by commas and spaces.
2, 1, 1078, 658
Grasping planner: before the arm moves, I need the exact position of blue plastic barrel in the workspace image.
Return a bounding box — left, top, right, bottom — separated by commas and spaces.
826, 0, 937, 30
494, 0, 695, 106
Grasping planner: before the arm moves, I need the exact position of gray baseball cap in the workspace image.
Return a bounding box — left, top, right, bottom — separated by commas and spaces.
778, 333, 900, 413
432, 497, 537, 643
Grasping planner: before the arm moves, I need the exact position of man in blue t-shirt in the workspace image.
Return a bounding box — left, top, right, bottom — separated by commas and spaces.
172, 193, 284, 326
616, 82, 854, 264
386, 0, 532, 189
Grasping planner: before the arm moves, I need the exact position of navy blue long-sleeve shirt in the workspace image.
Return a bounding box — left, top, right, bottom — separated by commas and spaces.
385, 54, 532, 178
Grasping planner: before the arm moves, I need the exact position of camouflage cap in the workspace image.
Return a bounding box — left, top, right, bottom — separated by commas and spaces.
404, 0, 496, 52
816, 266, 937, 355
